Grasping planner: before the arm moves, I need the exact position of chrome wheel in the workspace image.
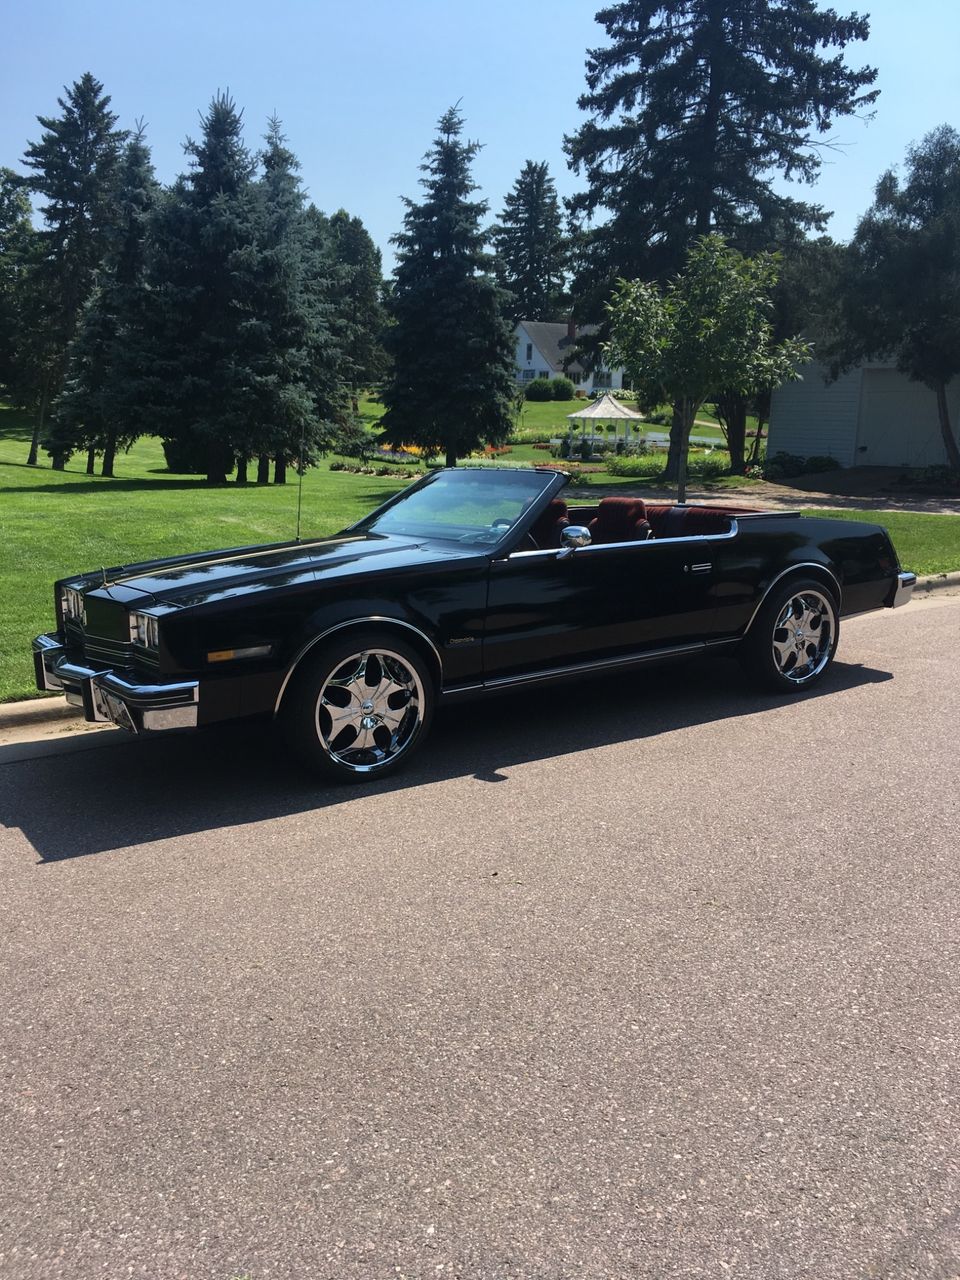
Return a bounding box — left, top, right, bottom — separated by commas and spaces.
315, 647, 426, 774
770, 589, 835, 685
740, 577, 840, 693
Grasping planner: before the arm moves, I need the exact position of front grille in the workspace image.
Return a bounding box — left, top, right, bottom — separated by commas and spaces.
82, 635, 134, 664
65, 596, 160, 669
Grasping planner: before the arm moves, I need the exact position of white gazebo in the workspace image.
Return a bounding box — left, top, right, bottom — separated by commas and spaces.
566, 392, 644, 449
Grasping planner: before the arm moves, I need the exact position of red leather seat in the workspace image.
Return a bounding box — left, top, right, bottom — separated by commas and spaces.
588, 497, 652, 544
528, 498, 570, 549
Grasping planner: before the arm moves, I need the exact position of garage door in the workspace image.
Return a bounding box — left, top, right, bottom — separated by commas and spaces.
855, 370, 958, 467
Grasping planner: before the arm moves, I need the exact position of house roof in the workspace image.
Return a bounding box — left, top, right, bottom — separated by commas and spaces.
567, 392, 643, 421
519, 321, 599, 373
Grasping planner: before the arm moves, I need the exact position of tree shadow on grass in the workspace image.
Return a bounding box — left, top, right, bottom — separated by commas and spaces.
0, 469, 409, 508
1, 656, 893, 864
0, 474, 218, 496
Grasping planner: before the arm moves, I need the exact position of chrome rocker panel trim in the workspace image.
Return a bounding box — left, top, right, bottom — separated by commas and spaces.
32, 633, 199, 733
440, 637, 740, 701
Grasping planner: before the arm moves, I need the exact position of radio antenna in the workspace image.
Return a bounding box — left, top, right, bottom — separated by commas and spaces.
295, 419, 306, 544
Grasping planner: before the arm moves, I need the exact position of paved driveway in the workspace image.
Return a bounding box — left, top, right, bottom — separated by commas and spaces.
1, 600, 958, 1279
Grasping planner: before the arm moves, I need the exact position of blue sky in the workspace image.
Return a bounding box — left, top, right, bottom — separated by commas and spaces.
3, 0, 957, 270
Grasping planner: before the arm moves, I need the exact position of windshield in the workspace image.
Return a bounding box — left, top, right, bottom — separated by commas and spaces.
356, 469, 559, 545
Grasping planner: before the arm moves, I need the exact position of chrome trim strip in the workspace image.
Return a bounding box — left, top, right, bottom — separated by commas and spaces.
273, 616, 442, 715
483, 641, 707, 690
508, 522, 740, 560
890, 570, 917, 608
93, 670, 199, 707
743, 562, 843, 633
439, 637, 741, 700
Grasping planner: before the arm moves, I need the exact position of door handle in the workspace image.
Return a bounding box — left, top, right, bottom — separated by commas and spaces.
685, 562, 713, 574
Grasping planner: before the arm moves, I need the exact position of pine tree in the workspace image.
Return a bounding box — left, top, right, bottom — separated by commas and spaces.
52, 126, 159, 475
328, 208, 389, 405
20, 72, 126, 465
566, 1, 879, 311
0, 168, 35, 396
382, 106, 516, 468
491, 160, 566, 323
245, 119, 343, 485
141, 93, 263, 484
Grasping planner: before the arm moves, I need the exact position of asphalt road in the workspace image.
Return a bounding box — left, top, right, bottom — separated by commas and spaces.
1, 599, 958, 1280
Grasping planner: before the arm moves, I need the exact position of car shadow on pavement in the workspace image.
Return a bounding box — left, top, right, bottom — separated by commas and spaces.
1, 656, 892, 863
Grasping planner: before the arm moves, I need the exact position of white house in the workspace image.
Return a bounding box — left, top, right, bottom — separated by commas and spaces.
768, 359, 959, 468
514, 320, 625, 393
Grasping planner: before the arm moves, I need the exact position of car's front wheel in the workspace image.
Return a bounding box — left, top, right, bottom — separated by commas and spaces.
281, 632, 435, 781
741, 578, 839, 692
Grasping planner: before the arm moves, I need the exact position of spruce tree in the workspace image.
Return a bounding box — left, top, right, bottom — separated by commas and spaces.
246, 119, 343, 485
382, 106, 516, 468
328, 208, 389, 406
20, 72, 126, 465
492, 160, 566, 323
566, 1, 879, 311
0, 168, 35, 396
52, 126, 159, 475
142, 93, 262, 483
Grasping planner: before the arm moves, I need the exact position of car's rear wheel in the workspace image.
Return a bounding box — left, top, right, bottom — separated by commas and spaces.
281, 632, 435, 781
741, 578, 839, 692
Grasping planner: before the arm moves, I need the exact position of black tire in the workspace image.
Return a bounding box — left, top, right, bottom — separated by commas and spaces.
740, 578, 840, 693
280, 630, 435, 781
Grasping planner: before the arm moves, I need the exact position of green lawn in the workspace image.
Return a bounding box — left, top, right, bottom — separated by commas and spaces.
2, 403, 957, 704
360, 391, 732, 444
0, 406, 413, 703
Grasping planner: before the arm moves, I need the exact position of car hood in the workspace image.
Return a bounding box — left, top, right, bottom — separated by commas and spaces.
105, 532, 477, 609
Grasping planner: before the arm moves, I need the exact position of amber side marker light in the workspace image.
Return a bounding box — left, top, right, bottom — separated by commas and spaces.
206, 645, 272, 663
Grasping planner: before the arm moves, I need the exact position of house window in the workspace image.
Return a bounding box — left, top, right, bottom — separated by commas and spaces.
593, 368, 611, 387
521, 369, 535, 382
525, 342, 533, 362
538, 369, 549, 380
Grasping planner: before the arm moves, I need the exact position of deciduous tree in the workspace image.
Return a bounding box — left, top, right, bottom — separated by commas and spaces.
833, 125, 960, 471
606, 235, 809, 498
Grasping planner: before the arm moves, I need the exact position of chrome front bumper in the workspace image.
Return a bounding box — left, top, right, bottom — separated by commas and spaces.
889, 571, 917, 609
32, 634, 199, 732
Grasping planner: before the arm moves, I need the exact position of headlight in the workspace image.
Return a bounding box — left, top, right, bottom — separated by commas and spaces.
130, 612, 160, 650
60, 586, 85, 624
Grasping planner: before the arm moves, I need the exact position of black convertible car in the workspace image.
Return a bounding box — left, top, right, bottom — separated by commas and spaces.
33, 467, 915, 780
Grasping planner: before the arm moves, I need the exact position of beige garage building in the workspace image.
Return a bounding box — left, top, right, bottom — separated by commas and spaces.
768, 360, 960, 468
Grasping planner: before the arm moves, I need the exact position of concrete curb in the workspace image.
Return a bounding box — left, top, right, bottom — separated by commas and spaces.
3, 569, 958, 740
913, 570, 960, 593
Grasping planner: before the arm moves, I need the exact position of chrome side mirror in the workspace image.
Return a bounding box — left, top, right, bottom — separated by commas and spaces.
559, 525, 592, 557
